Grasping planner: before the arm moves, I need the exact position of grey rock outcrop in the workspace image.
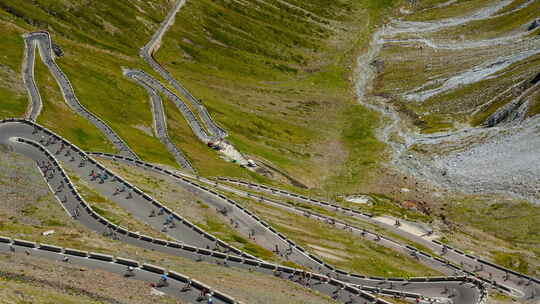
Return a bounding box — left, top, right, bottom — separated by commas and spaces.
528, 19, 540, 31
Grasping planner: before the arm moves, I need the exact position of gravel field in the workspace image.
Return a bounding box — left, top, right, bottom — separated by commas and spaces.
431, 117, 540, 202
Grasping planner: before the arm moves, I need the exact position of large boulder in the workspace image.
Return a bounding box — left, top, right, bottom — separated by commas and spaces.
52, 43, 64, 57
528, 19, 540, 31
531, 72, 540, 85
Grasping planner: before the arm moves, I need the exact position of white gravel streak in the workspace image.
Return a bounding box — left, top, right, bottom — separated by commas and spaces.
404, 43, 540, 102
383, 0, 513, 36
380, 30, 532, 50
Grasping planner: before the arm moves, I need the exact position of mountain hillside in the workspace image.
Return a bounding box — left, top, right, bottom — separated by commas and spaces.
0, 0, 397, 189
0, 0, 539, 303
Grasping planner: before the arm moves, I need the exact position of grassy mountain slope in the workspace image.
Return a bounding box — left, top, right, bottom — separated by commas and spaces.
0, 0, 401, 194
1, 0, 540, 300
154, 0, 395, 188
0, 0, 180, 165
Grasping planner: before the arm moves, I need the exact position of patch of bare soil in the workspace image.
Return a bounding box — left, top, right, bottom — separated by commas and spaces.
0, 64, 25, 95
0, 253, 178, 304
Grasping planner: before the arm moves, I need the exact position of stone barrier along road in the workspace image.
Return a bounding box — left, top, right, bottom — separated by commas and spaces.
123, 70, 194, 171
140, 0, 227, 140
217, 177, 539, 299
2, 127, 383, 304
89, 152, 492, 304
0, 119, 391, 304
0, 120, 254, 260
86, 153, 414, 304
20, 31, 138, 160
0, 238, 237, 304
0, 237, 391, 304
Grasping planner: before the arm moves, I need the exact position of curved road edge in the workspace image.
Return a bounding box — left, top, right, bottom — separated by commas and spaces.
122, 69, 194, 171
89, 152, 490, 304
21, 31, 138, 159
217, 177, 539, 300
0, 236, 238, 304
0, 118, 396, 304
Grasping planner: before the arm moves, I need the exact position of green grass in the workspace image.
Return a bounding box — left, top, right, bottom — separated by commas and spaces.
0, 0, 404, 195
491, 251, 530, 274
228, 192, 441, 278
448, 199, 540, 247
0, 86, 26, 119
447, 196, 540, 275
197, 215, 276, 261
402, 0, 496, 22
0, 0, 170, 56
325, 105, 387, 191
153, 0, 399, 189
0, 22, 30, 119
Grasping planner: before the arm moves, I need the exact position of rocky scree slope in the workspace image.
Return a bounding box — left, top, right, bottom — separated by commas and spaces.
360, 0, 540, 203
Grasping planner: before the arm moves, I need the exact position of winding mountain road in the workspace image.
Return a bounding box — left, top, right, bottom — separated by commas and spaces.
123, 69, 194, 171
140, 0, 227, 141
214, 178, 540, 301
0, 119, 396, 304
0, 121, 254, 257
20, 32, 138, 160
6, 1, 538, 303
136, 0, 251, 167
1, 119, 495, 304
88, 152, 495, 304
124, 69, 215, 144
